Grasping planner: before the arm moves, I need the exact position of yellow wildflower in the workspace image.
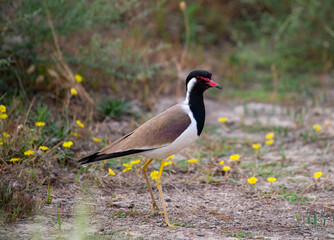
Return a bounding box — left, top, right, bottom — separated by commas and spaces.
0, 140, 3, 145
230, 154, 240, 161
223, 166, 230, 172
167, 154, 174, 160
248, 177, 257, 185
265, 139, 274, 146
123, 163, 132, 168
76, 120, 84, 128
218, 117, 228, 123
188, 159, 198, 163
72, 132, 78, 137
267, 177, 277, 183
219, 160, 225, 165
75, 74, 83, 83
123, 167, 131, 172
130, 159, 141, 165
0, 113, 8, 119
150, 170, 159, 180
24, 150, 34, 156
164, 161, 172, 166
71, 88, 78, 95
314, 172, 323, 179
3, 132, 10, 138
10, 158, 20, 163
313, 124, 322, 131
39, 146, 48, 151
35, 121, 46, 127
252, 144, 261, 150
92, 137, 101, 142
0, 105, 6, 112
62, 141, 73, 148
108, 168, 115, 175
266, 132, 275, 139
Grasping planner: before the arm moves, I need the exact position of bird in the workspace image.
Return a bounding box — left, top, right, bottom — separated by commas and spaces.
78, 70, 222, 227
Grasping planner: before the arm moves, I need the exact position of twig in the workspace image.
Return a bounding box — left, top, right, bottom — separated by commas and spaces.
43, 0, 95, 116
14, 70, 28, 102
23, 97, 35, 127
301, 183, 315, 194
42, 0, 63, 59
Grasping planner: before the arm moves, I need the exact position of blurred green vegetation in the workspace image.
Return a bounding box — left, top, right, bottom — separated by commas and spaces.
97, 96, 132, 120
1, 0, 333, 105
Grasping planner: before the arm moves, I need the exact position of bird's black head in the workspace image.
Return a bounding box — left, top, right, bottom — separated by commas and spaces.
185, 70, 222, 92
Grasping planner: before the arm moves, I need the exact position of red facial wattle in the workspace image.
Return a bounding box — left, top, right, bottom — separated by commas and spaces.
196, 76, 223, 89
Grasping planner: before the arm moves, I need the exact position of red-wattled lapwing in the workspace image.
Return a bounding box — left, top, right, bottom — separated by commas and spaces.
78, 70, 222, 227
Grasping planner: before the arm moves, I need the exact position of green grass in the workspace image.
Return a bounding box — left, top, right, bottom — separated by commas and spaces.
225, 88, 294, 103
280, 193, 312, 205
241, 162, 294, 178
227, 231, 254, 238
0, 182, 37, 223
106, 209, 138, 220
57, 201, 62, 230
296, 212, 334, 233
85, 230, 138, 240
226, 231, 271, 240
45, 183, 53, 204
278, 187, 315, 205
170, 218, 196, 228
240, 124, 290, 136
97, 97, 132, 119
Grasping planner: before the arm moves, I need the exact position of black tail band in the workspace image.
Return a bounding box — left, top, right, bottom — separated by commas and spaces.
78, 149, 151, 165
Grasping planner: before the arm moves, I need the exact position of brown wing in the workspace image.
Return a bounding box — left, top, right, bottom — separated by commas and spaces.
99, 104, 191, 154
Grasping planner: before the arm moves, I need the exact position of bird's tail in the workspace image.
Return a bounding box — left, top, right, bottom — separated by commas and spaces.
78, 149, 150, 165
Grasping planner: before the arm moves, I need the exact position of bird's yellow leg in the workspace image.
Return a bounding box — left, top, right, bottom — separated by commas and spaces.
156, 160, 172, 228
142, 159, 161, 213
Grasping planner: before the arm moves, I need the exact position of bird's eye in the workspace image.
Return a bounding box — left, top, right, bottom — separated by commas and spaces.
196, 76, 201, 81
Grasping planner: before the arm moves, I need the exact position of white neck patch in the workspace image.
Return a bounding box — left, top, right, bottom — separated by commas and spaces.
185, 78, 197, 103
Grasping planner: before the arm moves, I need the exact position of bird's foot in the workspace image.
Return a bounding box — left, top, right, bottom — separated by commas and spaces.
165, 220, 174, 230
151, 201, 161, 213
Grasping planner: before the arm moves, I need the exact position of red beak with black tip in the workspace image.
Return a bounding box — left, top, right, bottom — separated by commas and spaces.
208, 79, 223, 89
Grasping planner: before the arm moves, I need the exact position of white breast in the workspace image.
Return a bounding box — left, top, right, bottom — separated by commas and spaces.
141, 102, 198, 159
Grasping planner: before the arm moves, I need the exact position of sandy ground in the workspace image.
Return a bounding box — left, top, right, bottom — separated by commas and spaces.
1, 98, 334, 240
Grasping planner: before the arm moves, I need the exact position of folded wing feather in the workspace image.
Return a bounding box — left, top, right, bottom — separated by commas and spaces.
99, 104, 191, 154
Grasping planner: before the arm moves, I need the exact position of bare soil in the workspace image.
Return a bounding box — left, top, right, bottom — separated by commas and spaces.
1, 98, 334, 240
